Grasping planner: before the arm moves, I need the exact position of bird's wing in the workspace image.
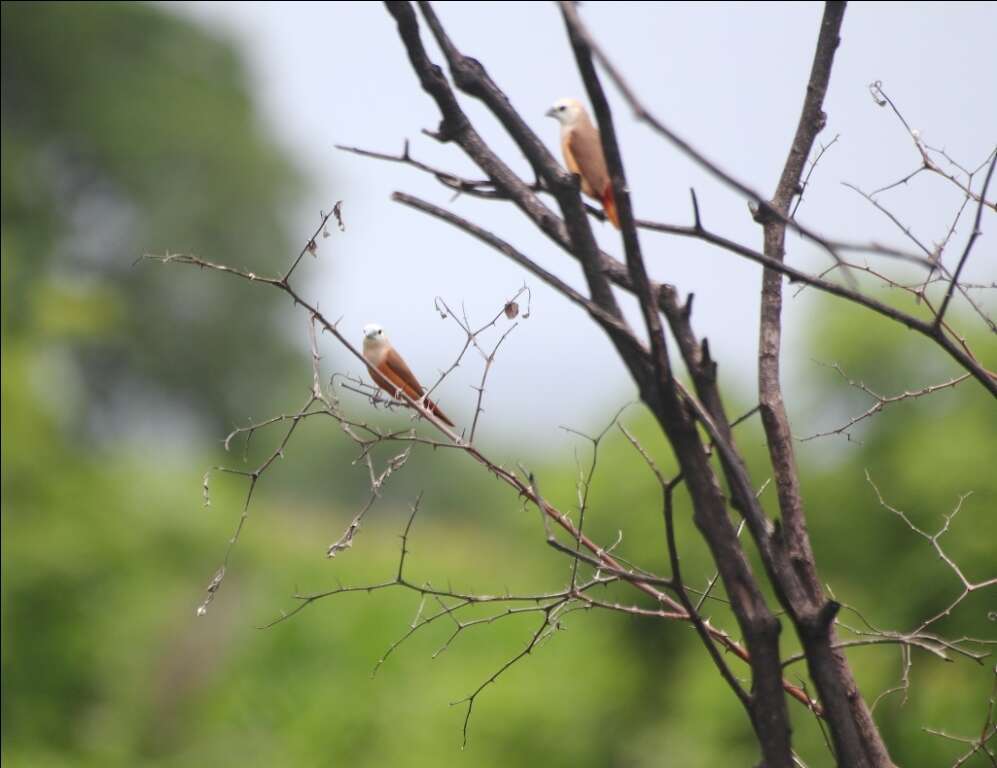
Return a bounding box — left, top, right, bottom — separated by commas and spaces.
379, 346, 426, 401
561, 133, 584, 186
369, 347, 455, 427
565, 124, 610, 200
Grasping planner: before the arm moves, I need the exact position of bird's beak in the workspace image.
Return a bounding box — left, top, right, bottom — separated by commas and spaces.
544, 107, 556, 118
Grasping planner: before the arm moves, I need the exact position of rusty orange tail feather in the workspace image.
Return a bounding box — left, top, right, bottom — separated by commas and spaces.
368, 365, 454, 427
427, 399, 454, 427
601, 184, 620, 229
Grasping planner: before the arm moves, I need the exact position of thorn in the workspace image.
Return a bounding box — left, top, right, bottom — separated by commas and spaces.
689, 188, 702, 229
682, 293, 695, 319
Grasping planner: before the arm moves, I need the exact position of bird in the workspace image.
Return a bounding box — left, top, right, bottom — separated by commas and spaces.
545, 97, 620, 229
361, 323, 454, 427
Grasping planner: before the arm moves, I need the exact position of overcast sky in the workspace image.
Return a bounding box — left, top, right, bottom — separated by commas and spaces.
179, 1, 995, 445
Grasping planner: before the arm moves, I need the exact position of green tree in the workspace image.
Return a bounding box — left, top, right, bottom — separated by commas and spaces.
2, 1, 304, 436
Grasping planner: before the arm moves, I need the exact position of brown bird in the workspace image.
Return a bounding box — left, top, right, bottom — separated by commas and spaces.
361, 323, 454, 427
546, 97, 620, 229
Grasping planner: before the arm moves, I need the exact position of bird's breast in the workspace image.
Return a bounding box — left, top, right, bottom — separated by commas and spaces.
362, 340, 388, 367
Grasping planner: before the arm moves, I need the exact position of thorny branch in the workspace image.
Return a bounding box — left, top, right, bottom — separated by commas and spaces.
798, 362, 971, 443
349, 134, 996, 395
923, 672, 997, 768
855, 82, 997, 334
866, 474, 996, 636
791, 134, 840, 219
860, 479, 997, 767
868, 81, 997, 213
149, 220, 825, 739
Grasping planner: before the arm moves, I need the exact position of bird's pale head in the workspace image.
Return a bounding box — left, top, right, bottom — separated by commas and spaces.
362, 323, 387, 342
545, 97, 586, 126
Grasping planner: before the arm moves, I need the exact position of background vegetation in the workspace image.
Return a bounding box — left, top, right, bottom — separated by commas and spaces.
3, 3, 993, 766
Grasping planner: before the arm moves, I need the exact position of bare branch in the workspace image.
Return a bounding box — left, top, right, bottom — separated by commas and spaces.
391, 191, 647, 355
867, 473, 996, 636
923, 671, 997, 768
791, 134, 840, 219
936, 152, 997, 328
868, 81, 997, 212
799, 363, 971, 443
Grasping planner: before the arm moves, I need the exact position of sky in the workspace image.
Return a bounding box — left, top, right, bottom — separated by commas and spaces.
178, 1, 995, 445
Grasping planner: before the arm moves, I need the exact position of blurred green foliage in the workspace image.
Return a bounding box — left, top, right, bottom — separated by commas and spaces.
2, 4, 994, 768
2, 1, 303, 435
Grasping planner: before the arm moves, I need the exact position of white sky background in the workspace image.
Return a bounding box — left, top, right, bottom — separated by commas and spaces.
179, 1, 995, 448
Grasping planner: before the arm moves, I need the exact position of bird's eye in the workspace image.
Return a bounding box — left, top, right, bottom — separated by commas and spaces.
377, 330, 382, 335
558, 105, 565, 111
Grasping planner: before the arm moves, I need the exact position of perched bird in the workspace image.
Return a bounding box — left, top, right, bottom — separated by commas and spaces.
361, 323, 454, 427
545, 97, 620, 229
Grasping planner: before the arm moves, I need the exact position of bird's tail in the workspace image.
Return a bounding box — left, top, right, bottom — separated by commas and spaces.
425, 397, 455, 427
601, 184, 620, 229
